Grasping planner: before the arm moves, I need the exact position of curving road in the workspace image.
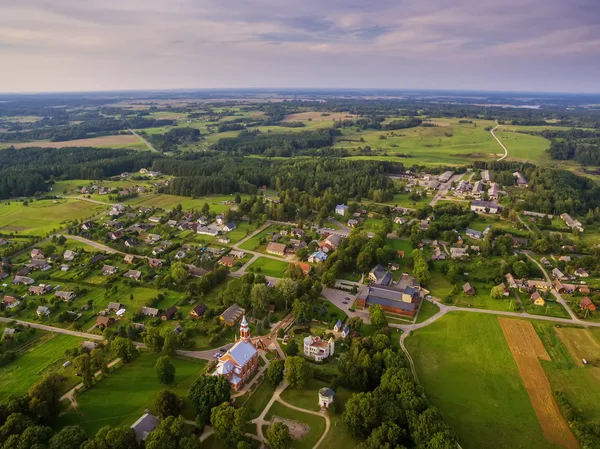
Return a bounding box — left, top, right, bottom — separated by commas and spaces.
491, 123, 508, 161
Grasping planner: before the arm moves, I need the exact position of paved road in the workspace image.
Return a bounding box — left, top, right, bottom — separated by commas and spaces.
129, 128, 159, 153
0, 316, 103, 340
491, 123, 508, 161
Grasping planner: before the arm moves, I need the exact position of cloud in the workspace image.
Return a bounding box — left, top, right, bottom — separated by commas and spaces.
0, 0, 599, 92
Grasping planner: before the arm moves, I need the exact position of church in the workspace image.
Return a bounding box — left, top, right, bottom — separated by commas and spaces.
213, 315, 259, 390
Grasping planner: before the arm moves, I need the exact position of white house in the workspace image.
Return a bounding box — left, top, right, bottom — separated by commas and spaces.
470, 200, 499, 214
335, 204, 348, 216
318, 388, 335, 409
303, 336, 334, 362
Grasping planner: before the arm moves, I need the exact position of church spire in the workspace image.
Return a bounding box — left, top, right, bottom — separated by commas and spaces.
239, 315, 250, 341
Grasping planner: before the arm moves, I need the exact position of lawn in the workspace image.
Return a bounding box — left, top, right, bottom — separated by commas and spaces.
239, 226, 274, 252
405, 312, 558, 449
414, 299, 440, 324
239, 379, 276, 419
0, 332, 85, 401
280, 380, 330, 412
247, 257, 289, 278
59, 353, 206, 435
125, 194, 249, 213
264, 401, 327, 449
0, 199, 105, 236
523, 297, 571, 319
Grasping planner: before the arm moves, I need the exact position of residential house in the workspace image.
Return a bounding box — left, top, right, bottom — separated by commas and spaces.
140, 306, 159, 317
82, 341, 99, 351
96, 315, 114, 329
3, 328, 16, 338
108, 231, 123, 241
223, 222, 236, 232
30, 259, 51, 271
560, 213, 584, 233
63, 250, 78, 261
215, 215, 225, 225
369, 264, 392, 286
197, 226, 219, 237
107, 302, 123, 312
218, 237, 231, 244
335, 204, 349, 216
124, 254, 135, 264
230, 250, 245, 259
304, 336, 335, 362
36, 306, 51, 317
466, 228, 483, 240
125, 238, 137, 248
55, 291, 76, 301
513, 172, 528, 187
266, 242, 286, 256
89, 254, 105, 265
148, 216, 161, 224
101, 265, 118, 276
105, 220, 123, 230
471, 181, 484, 197
431, 247, 446, 261
148, 258, 163, 269
531, 291, 545, 306
551, 267, 567, 280
29, 284, 52, 296
296, 262, 311, 276
481, 170, 492, 183
12, 275, 34, 285
394, 216, 406, 225
188, 265, 208, 278
450, 247, 469, 260
575, 268, 589, 278
3, 296, 19, 309
347, 219, 359, 228
308, 251, 328, 263
559, 255, 571, 262
124, 270, 142, 281
333, 319, 343, 332
30, 248, 44, 259
505, 273, 518, 289
189, 303, 207, 319
218, 256, 236, 267
580, 297, 596, 313
463, 283, 475, 296
145, 234, 161, 243
197, 216, 208, 226
108, 204, 124, 216
342, 325, 350, 338
175, 250, 187, 260
497, 282, 510, 296
220, 303, 245, 326
161, 306, 177, 320
470, 200, 499, 214
439, 170, 453, 183
291, 228, 305, 238
512, 237, 529, 248
167, 220, 178, 228
488, 183, 499, 200
81, 221, 94, 231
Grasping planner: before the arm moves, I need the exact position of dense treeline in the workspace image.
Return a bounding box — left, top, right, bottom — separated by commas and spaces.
145, 127, 201, 152
539, 129, 600, 165
212, 128, 339, 156
0, 117, 174, 143
0, 147, 156, 199
154, 156, 401, 201
333, 116, 422, 131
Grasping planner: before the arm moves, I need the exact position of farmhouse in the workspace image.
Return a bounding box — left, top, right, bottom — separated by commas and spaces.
161, 306, 177, 320
551, 267, 567, 280
513, 172, 528, 187
450, 247, 469, 260
579, 297, 596, 313
266, 242, 286, 256
213, 316, 259, 391
102, 265, 118, 276
140, 307, 159, 317
481, 170, 492, 183
55, 291, 76, 301
13, 275, 34, 285
29, 259, 51, 271
528, 280, 552, 290
531, 291, 545, 306
190, 303, 207, 319
223, 222, 236, 232
220, 303, 245, 326
487, 183, 499, 200
463, 283, 475, 296
218, 256, 236, 267
36, 306, 51, 317
466, 228, 483, 240
63, 250, 78, 261
29, 284, 51, 296
304, 335, 335, 362
124, 270, 142, 281
470, 200, 499, 214
30, 248, 44, 259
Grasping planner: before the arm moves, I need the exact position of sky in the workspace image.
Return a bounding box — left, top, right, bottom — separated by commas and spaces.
1, 0, 599, 93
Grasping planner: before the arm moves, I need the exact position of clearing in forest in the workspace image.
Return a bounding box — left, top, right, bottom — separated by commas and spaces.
499, 318, 579, 449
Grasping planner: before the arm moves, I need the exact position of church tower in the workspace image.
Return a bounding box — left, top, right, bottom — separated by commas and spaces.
239, 315, 250, 342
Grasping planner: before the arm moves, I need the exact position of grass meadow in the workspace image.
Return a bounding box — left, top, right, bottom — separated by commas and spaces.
247, 257, 289, 278
405, 312, 556, 449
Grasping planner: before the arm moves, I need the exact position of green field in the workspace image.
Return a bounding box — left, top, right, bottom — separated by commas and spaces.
247, 257, 289, 278
124, 194, 248, 213
0, 199, 105, 235
414, 299, 440, 324
405, 312, 558, 449
495, 130, 553, 164
59, 353, 206, 435
0, 333, 84, 400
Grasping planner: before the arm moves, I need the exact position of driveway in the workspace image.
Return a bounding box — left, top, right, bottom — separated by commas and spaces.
322, 287, 369, 321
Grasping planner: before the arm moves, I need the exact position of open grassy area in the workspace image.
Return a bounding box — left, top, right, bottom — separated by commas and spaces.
0, 333, 84, 401
414, 299, 440, 324
280, 380, 330, 412
124, 194, 247, 213
495, 130, 553, 164
247, 257, 289, 278
240, 379, 276, 419
0, 199, 105, 236
264, 401, 327, 449
59, 353, 206, 435
405, 312, 556, 449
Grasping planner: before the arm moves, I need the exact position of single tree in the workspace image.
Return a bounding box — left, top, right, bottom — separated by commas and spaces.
267, 422, 292, 449
155, 356, 176, 384
266, 359, 285, 387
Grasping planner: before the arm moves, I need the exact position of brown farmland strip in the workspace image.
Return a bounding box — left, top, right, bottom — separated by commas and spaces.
499, 318, 579, 449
